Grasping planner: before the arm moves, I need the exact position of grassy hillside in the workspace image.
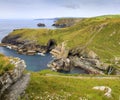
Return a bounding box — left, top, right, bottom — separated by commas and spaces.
0, 54, 14, 76
54, 18, 83, 27
6, 15, 120, 62
21, 70, 120, 100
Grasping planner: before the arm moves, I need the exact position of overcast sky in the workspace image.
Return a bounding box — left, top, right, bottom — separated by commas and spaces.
0, 0, 120, 19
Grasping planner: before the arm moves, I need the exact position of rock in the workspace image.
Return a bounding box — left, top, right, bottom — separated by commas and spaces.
2, 29, 56, 55
48, 42, 71, 72
2, 34, 22, 45
37, 23, 45, 27
50, 42, 69, 59
93, 86, 112, 98
52, 23, 67, 28
70, 56, 104, 74
47, 39, 56, 52
26, 50, 36, 55
48, 58, 71, 72
49, 42, 106, 74
2, 73, 30, 100
0, 57, 26, 98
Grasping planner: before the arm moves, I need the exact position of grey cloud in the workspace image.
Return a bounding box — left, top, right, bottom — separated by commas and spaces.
62, 4, 80, 9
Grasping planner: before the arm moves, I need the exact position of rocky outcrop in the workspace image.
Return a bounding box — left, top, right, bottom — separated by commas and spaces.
70, 56, 104, 74
48, 42, 71, 72
37, 23, 45, 27
1, 34, 56, 55
2, 73, 30, 100
52, 23, 67, 28
52, 18, 83, 28
48, 42, 109, 74
0, 57, 30, 100
48, 58, 71, 72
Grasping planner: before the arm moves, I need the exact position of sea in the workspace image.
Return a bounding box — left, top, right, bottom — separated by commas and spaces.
0, 19, 86, 73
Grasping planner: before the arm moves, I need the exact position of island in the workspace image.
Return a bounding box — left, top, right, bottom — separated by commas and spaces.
37, 23, 46, 27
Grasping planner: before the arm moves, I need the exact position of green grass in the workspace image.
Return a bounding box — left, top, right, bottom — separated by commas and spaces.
55, 18, 82, 27
21, 70, 120, 100
0, 54, 14, 76
5, 15, 120, 66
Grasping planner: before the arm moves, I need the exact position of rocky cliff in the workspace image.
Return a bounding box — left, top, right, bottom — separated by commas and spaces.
2, 33, 56, 55
0, 57, 30, 100
48, 42, 119, 75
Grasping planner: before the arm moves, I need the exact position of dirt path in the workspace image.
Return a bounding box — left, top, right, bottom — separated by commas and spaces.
45, 74, 120, 80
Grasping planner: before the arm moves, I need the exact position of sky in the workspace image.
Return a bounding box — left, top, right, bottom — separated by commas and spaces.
0, 0, 120, 19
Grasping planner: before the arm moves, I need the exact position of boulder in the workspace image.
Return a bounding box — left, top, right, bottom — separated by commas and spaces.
93, 86, 112, 98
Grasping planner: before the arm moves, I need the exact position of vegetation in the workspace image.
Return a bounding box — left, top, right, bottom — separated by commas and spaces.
0, 54, 14, 76
55, 18, 82, 27
1, 15, 120, 99
8, 15, 120, 58
21, 69, 120, 100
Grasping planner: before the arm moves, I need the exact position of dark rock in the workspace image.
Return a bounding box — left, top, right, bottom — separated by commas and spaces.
2, 34, 22, 45
47, 39, 56, 52
52, 23, 67, 28
37, 23, 45, 27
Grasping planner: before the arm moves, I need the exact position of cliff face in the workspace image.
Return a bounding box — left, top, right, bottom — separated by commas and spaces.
52, 18, 83, 28
0, 57, 30, 100
2, 34, 56, 55
48, 42, 120, 75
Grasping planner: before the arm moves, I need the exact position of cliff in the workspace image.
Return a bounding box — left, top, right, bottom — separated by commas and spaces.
52, 18, 83, 28
0, 57, 30, 100
1, 15, 120, 73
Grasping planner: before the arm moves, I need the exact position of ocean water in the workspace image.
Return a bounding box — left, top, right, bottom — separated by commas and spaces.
0, 19, 55, 41
0, 19, 55, 71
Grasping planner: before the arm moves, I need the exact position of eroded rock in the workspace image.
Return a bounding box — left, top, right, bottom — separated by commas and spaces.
0, 57, 29, 100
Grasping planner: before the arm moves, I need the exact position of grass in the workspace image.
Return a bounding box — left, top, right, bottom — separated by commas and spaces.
7, 15, 120, 62
0, 54, 14, 76
54, 18, 82, 27
21, 70, 120, 100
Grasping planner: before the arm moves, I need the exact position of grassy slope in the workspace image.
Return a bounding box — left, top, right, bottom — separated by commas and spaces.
9, 15, 120, 100
55, 18, 82, 26
0, 54, 14, 76
8, 15, 120, 62
21, 70, 120, 100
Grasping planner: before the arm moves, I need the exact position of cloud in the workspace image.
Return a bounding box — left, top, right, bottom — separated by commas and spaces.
63, 4, 80, 9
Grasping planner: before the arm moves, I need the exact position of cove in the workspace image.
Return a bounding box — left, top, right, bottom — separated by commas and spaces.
0, 19, 86, 74
0, 47, 52, 71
